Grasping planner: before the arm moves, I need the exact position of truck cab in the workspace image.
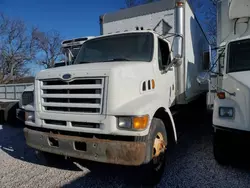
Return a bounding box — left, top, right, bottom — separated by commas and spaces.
28, 30, 177, 139
212, 36, 250, 163
201, 0, 250, 163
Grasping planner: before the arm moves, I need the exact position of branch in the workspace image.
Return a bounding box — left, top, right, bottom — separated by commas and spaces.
34, 29, 63, 69
0, 13, 35, 83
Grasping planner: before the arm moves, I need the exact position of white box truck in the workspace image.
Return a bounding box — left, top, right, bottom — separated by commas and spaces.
198, 0, 250, 164
24, 0, 209, 182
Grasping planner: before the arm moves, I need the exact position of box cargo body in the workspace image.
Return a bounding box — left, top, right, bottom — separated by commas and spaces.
101, 0, 209, 103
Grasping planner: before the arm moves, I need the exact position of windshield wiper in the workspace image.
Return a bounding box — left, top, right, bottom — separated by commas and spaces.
104, 58, 130, 62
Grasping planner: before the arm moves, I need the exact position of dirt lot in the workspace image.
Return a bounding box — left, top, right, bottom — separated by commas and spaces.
1, 114, 250, 188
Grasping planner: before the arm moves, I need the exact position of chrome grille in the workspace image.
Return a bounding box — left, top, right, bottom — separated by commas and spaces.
22, 91, 34, 106
40, 78, 105, 114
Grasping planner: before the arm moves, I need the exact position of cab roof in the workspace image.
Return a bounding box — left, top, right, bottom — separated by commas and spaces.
83, 30, 171, 43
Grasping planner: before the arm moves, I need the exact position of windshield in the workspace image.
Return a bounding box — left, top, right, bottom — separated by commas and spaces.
74, 33, 153, 64
228, 39, 250, 73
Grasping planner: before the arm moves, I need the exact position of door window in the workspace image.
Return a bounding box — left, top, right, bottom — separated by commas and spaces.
158, 38, 171, 71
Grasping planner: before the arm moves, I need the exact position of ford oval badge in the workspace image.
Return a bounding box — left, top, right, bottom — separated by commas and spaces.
62, 74, 71, 80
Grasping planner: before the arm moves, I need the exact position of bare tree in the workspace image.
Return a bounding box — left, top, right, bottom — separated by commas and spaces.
125, 0, 139, 7
189, 0, 218, 46
210, 0, 219, 6
0, 13, 37, 84
33, 29, 63, 69
0, 13, 8, 35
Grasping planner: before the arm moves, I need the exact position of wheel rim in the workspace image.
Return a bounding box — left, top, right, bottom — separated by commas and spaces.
152, 132, 167, 171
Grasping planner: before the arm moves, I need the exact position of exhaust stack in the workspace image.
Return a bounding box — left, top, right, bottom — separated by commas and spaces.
174, 0, 185, 103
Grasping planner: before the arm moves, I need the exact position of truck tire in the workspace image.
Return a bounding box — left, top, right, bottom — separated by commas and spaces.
213, 129, 229, 165
142, 118, 167, 185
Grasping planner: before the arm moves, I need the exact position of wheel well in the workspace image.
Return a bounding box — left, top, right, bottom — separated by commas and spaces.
153, 108, 176, 146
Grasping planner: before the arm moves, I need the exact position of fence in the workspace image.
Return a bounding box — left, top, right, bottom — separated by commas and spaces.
0, 83, 34, 100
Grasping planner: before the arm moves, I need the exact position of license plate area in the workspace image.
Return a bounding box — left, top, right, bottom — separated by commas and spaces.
74, 141, 87, 151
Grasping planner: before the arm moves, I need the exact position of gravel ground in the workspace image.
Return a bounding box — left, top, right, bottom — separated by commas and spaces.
1, 115, 250, 188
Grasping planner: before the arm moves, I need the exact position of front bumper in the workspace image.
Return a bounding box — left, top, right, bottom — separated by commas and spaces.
35, 112, 150, 137
214, 125, 250, 134
214, 125, 250, 146
24, 127, 147, 166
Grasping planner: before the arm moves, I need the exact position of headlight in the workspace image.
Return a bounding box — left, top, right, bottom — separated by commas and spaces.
118, 117, 132, 129
219, 107, 234, 118
25, 111, 35, 122
117, 115, 149, 130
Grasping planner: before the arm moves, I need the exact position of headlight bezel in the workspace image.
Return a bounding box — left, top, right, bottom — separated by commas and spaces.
117, 116, 133, 129
219, 107, 234, 118
25, 111, 35, 122
117, 115, 149, 131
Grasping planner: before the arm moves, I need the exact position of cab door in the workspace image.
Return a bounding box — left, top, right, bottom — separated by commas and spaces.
156, 37, 176, 107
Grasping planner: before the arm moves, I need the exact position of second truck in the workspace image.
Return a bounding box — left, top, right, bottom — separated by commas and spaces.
24, 0, 209, 182
198, 0, 250, 164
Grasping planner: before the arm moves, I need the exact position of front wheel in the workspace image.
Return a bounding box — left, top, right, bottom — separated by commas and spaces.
142, 118, 168, 185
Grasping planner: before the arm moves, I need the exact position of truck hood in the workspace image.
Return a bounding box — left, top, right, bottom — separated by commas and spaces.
35, 60, 155, 116
36, 61, 149, 80
228, 71, 250, 88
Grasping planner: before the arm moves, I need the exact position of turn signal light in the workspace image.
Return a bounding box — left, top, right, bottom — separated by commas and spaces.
152, 79, 155, 89
133, 115, 149, 130
217, 92, 225, 99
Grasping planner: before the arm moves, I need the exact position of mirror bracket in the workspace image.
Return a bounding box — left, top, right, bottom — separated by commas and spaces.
172, 57, 182, 67
196, 71, 210, 85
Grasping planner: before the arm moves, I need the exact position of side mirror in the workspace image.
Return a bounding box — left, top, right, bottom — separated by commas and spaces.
196, 71, 210, 85
171, 35, 184, 67
172, 35, 184, 59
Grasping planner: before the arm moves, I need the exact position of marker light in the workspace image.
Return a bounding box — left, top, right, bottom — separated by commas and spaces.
217, 92, 225, 99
